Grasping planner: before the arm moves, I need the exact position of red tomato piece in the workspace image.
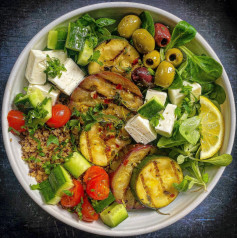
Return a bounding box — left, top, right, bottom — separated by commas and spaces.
60, 180, 84, 208
46, 104, 71, 128
154, 23, 171, 47
83, 166, 109, 184
7, 110, 26, 134
86, 174, 110, 200
81, 196, 99, 222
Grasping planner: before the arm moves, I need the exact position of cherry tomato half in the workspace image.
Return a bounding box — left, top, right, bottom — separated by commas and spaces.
83, 166, 109, 184
81, 196, 99, 222
60, 180, 84, 208
86, 174, 110, 200
46, 104, 71, 128
7, 110, 26, 134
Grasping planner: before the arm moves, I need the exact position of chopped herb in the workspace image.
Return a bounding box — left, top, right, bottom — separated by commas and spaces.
148, 68, 155, 76
44, 55, 67, 79
66, 119, 81, 130
24, 156, 41, 163
89, 50, 103, 66
23, 87, 28, 92
30, 184, 41, 190
63, 190, 73, 196
124, 66, 132, 73
8, 127, 20, 135
47, 134, 59, 147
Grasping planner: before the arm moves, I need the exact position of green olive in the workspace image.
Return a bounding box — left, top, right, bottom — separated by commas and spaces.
132, 29, 155, 54
155, 61, 175, 88
118, 15, 141, 39
165, 48, 183, 67
143, 50, 160, 69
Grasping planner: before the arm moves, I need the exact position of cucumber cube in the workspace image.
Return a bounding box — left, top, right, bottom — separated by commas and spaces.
77, 39, 93, 66
39, 179, 61, 205
91, 191, 115, 213
138, 96, 164, 119
49, 165, 74, 197
64, 152, 91, 178
47, 27, 68, 50
66, 22, 88, 51
100, 202, 128, 228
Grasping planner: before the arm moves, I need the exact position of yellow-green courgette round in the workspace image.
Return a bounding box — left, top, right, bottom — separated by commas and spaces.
130, 155, 183, 209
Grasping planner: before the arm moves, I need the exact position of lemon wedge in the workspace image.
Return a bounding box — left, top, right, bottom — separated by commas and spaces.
199, 96, 224, 160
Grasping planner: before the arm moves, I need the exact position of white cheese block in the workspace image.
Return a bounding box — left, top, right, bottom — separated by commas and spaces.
145, 89, 167, 105
125, 114, 157, 144
168, 81, 202, 105
155, 104, 177, 138
49, 58, 85, 95
25, 50, 67, 85
28, 83, 60, 105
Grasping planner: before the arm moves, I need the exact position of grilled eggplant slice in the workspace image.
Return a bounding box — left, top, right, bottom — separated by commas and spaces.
80, 123, 131, 167
88, 39, 140, 79
69, 72, 143, 167
111, 144, 153, 209
130, 156, 183, 209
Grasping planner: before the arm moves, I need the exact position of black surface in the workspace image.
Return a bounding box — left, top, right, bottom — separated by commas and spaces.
0, 0, 237, 237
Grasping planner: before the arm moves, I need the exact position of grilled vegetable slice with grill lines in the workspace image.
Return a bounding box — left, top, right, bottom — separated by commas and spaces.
130, 155, 183, 209
111, 144, 154, 209
88, 39, 140, 79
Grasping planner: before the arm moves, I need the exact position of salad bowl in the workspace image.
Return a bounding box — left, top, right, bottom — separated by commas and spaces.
2, 2, 236, 236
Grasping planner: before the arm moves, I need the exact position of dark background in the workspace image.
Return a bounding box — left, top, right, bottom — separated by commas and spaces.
0, 0, 237, 237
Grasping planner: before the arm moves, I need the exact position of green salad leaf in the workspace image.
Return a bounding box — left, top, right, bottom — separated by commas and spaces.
166, 21, 197, 51
179, 46, 223, 84
179, 116, 200, 145
140, 11, 155, 36
95, 18, 116, 27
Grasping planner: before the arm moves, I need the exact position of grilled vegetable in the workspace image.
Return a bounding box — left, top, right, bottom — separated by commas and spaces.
130, 156, 183, 209
69, 72, 143, 113
111, 144, 153, 209
88, 39, 140, 78
80, 123, 131, 167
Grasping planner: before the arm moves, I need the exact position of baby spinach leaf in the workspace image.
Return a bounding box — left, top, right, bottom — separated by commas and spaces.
168, 70, 183, 89
95, 18, 116, 27
201, 154, 232, 166
166, 21, 197, 51
201, 83, 215, 95
140, 11, 155, 36
179, 116, 200, 145
209, 83, 226, 104
157, 132, 186, 148
179, 46, 223, 84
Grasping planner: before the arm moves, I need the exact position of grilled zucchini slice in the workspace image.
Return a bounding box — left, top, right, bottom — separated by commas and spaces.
130, 155, 183, 209
88, 39, 140, 79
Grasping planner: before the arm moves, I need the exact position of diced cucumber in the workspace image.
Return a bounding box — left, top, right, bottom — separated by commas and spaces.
41, 98, 52, 122
138, 96, 164, 119
64, 152, 91, 178
77, 39, 93, 66
47, 27, 68, 50
65, 22, 87, 51
91, 191, 115, 213
14, 88, 45, 108
39, 179, 61, 205
48, 165, 74, 197
100, 202, 128, 228
28, 88, 45, 107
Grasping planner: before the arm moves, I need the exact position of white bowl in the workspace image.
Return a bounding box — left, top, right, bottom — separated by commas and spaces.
2, 2, 236, 236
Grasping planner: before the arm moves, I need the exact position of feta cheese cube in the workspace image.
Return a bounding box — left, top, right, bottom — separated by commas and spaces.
145, 89, 167, 105
168, 81, 202, 105
125, 114, 157, 144
28, 83, 60, 105
155, 104, 177, 137
25, 50, 67, 85
49, 58, 85, 95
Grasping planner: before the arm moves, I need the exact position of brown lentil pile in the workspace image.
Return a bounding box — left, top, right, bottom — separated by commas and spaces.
20, 127, 75, 183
